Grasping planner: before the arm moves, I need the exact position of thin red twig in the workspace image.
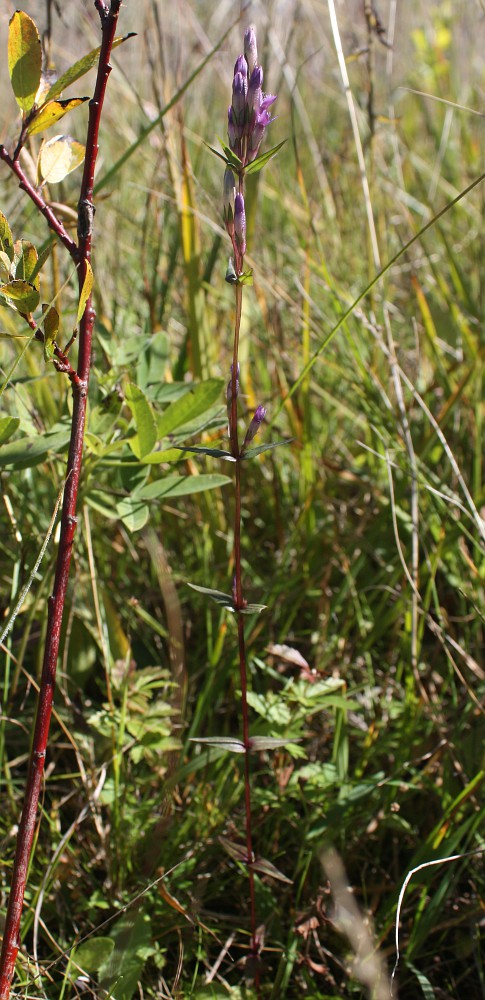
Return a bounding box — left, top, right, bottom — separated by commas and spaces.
0, 5, 122, 998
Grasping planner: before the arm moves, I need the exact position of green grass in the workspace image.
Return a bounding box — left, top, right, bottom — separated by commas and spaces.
0, 2, 484, 999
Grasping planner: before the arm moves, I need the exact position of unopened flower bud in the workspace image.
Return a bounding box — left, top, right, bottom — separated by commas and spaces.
232, 70, 247, 119
234, 192, 246, 256
248, 65, 263, 115
227, 106, 237, 148
244, 27, 258, 74
223, 168, 236, 236
242, 404, 267, 450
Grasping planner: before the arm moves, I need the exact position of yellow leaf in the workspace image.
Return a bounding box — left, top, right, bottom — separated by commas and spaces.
38, 135, 85, 184
77, 260, 93, 326
0, 279, 39, 313
25, 97, 88, 137
8, 11, 42, 113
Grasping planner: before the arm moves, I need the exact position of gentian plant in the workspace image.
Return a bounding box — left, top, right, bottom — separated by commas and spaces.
191, 27, 289, 992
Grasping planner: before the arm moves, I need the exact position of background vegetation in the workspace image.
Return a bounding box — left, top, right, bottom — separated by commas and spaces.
0, 1, 484, 998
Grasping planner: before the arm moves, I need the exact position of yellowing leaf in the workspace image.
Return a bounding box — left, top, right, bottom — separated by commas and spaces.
25, 97, 88, 137
0, 212, 14, 263
38, 135, 85, 184
42, 303, 60, 362
0, 279, 39, 313
8, 11, 42, 113
43, 34, 136, 103
77, 260, 93, 326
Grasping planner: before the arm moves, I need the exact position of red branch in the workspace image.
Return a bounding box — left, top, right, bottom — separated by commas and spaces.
0, 4, 122, 998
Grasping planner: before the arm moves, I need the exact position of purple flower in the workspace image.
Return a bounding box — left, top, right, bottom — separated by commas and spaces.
244, 26, 258, 74
248, 65, 263, 116
242, 404, 267, 450
234, 192, 246, 256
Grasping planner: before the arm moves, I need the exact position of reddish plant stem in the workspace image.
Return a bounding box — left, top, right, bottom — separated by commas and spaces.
229, 282, 259, 986
0, 5, 121, 998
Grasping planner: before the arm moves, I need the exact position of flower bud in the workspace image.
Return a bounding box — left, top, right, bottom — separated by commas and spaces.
248, 65, 263, 115
244, 27, 258, 74
234, 192, 246, 256
242, 404, 267, 450
223, 168, 236, 236
232, 70, 247, 118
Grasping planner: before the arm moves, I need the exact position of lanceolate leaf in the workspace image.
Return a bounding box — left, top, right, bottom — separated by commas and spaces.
157, 379, 224, 438
8, 11, 42, 113
242, 439, 294, 460
249, 857, 293, 884
43, 34, 136, 103
136, 473, 230, 500
124, 383, 157, 460
244, 140, 287, 176
77, 260, 93, 326
0, 279, 39, 313
189, 737, 246, 753
187, 584, 235, 609
173, 445, 236, 461
25, 97, 89, 137
248, 737, 302, 751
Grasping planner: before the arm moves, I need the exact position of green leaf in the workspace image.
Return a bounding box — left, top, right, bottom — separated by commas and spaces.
136, 473, 230, 500
25, 97, 89, 137
77, 259, 93, 326
0, 212, 14, 263
218, 139, 244, 171
187, 584, 235, 609
98, 910, 152, 1000
248, 737, 302, 751
189, 737, 246, 753
116, 496, 150, 533
0, 279, 39, 313
172, 445, 236, 462
240, 603, 267, 615
0, 428, 70, 469
124, 382, 157, 459
157, 379, 224, 438
242, 439, 294, 460
0, 416, 20, 446
13, 240, 39, 286
43, 34, 136, 103
38, 134, 85, 184
244, 140, 287, 175
8, 11, 42, 113
71, 937, 114, 975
